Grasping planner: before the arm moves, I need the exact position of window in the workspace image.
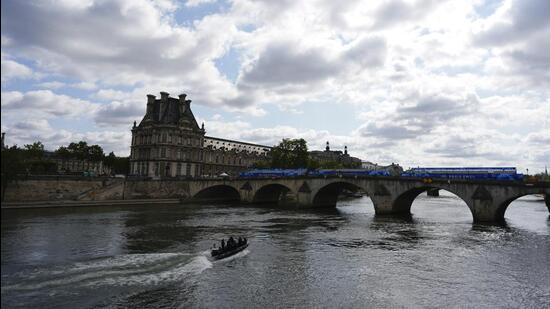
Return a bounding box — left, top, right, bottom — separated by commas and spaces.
161, 148, 166, 158
177, 163, 182, 175
168, 134, 172, 143
162, 133, 167, 143
155, 163, 160, 176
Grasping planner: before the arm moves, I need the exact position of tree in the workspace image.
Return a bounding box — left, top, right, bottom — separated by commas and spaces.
24, 141, 45, 159
103, 151, 129, 175
57, 141, 104, 161
1, 146, 26, 200
67, 141, 89, 160
55, 146, 71, 158
271, 138, 309, 168
87, 144, 104, 162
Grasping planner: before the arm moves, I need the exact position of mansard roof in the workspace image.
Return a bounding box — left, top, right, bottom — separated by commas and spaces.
138, 92, 201, 131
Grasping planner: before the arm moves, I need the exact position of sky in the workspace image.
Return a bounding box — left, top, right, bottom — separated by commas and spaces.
1, 0, 549, 172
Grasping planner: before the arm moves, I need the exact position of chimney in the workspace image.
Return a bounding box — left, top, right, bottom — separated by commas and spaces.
178, 94, 187, 115
160, 91, 169, 100
146, 94, 156, 115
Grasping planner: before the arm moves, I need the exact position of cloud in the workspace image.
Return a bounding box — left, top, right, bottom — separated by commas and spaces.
185, 0, 217, 7
1, 54, 35, 82
239, 36, 386, 88
473, 0, 550, 87
240, 41, 340, 86
94, 100, 145, 127
1, 0, 240, 106
358, 90, 479, 141
1, 0, 549, 172
3, 118, 132, 156
371, 0, 442, 29
1, 90, 98, 118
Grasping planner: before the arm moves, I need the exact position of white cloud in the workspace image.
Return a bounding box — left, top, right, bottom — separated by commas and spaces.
1, 90, 98, 118
185, 0, 217, 7
1, 54, 35, 82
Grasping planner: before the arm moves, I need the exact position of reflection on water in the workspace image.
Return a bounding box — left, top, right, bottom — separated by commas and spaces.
2, 193, 549, 308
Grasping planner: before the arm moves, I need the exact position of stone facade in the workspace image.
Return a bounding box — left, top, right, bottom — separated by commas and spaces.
309, 141, 362, 167
130, 92, 271, 178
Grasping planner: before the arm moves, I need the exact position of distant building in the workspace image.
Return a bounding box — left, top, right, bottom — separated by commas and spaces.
43, 151, 111, 175
309, 141, 362, 167
130, 92, 271, 178
362, 161, 403, 175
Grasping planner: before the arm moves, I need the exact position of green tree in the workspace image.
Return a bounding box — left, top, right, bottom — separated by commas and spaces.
87, 144, 104, 162
1, 146, 26, 200
67, 141, 89, 160
103, 151, 129, 175
24, 141, 45, 159
271, 138, 309, 168
57, 141, 105, 161
55, 146, 71, 158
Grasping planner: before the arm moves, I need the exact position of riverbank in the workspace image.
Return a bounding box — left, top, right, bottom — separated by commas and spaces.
1, 199, 181, 209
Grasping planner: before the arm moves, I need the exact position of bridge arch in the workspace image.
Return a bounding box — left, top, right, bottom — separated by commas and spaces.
496, 193, 548, 221
193, 185, 240, 203
253, 184, 293, 205
313, 181, 365, 207
392, 186, 473, 219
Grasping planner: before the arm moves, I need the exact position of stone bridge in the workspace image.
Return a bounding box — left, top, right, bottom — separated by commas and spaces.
181, 176, 550, 223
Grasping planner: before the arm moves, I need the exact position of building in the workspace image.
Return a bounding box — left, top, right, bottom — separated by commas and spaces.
309, 141, 362, 168
43, 151, 111, 175
362, 161, 403, 176
129, 92, 271, 178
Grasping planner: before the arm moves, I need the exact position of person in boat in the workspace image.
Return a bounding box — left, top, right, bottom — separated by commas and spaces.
221, 239, 225, 249
228, 236, 235, 249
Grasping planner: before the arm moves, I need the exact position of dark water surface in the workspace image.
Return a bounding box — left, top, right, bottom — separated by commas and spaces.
2, 192, 549, 308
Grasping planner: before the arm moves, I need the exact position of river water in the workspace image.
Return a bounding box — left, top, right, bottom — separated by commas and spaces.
2, 192, 549, 308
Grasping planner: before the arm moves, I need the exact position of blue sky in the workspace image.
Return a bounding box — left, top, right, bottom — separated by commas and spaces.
1, 0, 549, 172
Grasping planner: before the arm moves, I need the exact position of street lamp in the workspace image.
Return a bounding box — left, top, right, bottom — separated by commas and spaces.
526, 168, 529, 175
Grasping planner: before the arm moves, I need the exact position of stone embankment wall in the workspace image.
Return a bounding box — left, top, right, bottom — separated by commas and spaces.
1, 177, 125, 202
123, 180, 190, 200
1, 178, 193, 203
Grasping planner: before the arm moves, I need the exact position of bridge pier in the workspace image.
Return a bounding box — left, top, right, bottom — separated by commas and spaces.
468, 200, 504, 223
427, 189, 439, 197
370, 196, 401, 215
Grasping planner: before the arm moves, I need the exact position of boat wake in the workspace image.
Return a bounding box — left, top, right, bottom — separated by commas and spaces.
1, 252, 213, 293
212, 249, 250, 263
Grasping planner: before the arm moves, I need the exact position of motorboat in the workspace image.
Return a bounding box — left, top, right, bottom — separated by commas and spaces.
211, 240, 248, 260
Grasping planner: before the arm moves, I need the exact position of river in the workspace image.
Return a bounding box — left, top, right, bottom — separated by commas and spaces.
2, 192, 549, 308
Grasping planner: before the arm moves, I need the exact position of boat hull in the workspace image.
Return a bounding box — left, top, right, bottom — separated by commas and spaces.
211, 243, 248, 260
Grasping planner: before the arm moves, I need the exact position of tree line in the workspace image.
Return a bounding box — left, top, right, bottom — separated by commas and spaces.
1, 140, 129, 176
253, 138, 360, 169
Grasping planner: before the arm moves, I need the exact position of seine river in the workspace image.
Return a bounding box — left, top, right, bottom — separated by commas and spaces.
2, 192, 549, 308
